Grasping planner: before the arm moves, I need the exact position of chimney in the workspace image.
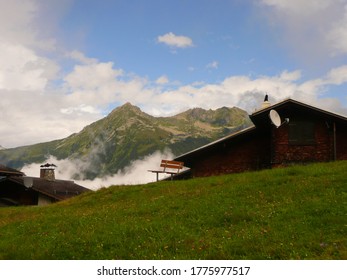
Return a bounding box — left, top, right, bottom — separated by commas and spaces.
261, 94, 271, 109
40, 163, 57, 181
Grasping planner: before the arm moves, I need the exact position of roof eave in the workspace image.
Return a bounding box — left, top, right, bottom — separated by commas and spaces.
250, 98, 347, 122
175, 125, 256, 161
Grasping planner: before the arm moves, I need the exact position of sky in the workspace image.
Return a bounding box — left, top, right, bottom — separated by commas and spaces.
1, 0, 347, 149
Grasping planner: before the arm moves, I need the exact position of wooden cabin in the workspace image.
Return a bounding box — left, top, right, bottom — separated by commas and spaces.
174, 98, 347, 178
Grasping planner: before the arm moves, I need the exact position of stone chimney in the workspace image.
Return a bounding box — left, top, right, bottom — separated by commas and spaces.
40, 163, 57, 181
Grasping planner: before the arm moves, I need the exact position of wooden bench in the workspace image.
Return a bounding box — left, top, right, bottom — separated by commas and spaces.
148, 160, 184, 181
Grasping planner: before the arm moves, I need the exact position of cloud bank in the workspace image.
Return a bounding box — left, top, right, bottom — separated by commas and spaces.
258, 0, 347, 59
21, 150, 176, 190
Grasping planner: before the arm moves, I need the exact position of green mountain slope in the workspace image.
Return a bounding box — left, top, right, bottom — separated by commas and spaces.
0, 161, 345, 259
0, 103, 252, 179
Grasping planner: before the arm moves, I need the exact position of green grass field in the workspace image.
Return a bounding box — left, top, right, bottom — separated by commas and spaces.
0, 161, 346, 260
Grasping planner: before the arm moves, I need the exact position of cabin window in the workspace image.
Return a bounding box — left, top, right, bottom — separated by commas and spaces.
288, 120, 315, 145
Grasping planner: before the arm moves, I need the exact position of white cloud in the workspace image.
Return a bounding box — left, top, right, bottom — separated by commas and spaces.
140, 68, 347, 116
60, 104, 100, 115
62, 62, 127, 109
64, 62, 123, 90
157, 32, 194, 48
64, 62, 123, 91
206, 61, 219, 70
156, 75, 169, 85
0, 0, 38, 45
258, 0, 347, 57
261, 0, 332, 15
0, 0, 69, 50
0, 88, 101, 148
325, 65, 347, 85
279, 70, 301, 81
66, 50, 98, 65
0, 42, 59, 91
327, 5, 347, 55
295, 65, 347, 95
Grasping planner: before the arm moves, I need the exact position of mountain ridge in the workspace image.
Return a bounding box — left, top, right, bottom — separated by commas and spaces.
0, 103, 252, 179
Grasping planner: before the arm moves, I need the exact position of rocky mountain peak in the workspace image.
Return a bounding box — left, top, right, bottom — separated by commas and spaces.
109, 102, 145, 116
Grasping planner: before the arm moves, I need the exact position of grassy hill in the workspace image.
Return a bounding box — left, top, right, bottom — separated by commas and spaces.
0, 161, 346, 260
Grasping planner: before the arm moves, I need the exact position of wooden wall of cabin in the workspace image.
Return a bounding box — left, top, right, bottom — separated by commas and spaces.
190, 131, 271, 178
271, 118, 334, 166
186, 115, 347, 179
0, 181, 38, 206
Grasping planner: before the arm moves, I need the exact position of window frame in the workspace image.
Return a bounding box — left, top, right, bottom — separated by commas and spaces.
288, 120, 316, 146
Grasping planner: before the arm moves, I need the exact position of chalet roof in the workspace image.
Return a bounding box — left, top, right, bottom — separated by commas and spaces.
3, 176, 90, 201
175, 98, 347, 163
250, 98, 347, 126
0, 164, 24, 177
175, 125, 256, 163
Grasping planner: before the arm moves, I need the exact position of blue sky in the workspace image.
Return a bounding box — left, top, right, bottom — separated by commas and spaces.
58, 0, 347, 82
1, 0, 347, 148
60, 0, 287, 83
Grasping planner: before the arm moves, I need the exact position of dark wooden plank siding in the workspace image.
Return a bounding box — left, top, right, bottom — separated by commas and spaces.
271, 120, 334, 166
190, 130, 271, 177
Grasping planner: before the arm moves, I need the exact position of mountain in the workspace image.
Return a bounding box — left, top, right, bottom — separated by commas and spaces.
0, 103, 252, 179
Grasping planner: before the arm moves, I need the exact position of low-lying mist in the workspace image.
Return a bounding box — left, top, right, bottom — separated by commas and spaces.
21, 150, 176, 190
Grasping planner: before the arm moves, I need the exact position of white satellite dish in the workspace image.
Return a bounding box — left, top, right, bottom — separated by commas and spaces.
23, 176, 33, 188
269, 109, 282, 128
